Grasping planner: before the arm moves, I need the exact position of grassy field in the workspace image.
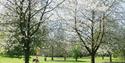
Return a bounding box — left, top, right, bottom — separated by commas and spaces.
0, 56, 123, 63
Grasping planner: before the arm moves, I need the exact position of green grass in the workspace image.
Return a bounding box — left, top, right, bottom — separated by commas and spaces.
0, 56, 123, 63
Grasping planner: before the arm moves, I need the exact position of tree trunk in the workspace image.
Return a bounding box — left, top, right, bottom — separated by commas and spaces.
75, 57, 78, 61
102, 55, 104, 60
109, 53, 112, 63
22, 36, 31, 63
64, 56, 66, 61
24, 50, 30, 63
51, 46, 54, 61
24, 41, 30, 63
44, 56, 47, 61
91, 54, 95, 63
108, 51, 112, 63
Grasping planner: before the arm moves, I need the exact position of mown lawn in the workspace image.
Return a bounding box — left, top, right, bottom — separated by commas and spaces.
0, 56, 123, 63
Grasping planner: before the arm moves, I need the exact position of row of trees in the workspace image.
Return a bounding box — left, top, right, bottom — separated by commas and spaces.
0, 0, 125, 63
0, 0, 64, 63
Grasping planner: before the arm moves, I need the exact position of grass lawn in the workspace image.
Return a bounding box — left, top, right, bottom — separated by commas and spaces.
0, 56, 123, 63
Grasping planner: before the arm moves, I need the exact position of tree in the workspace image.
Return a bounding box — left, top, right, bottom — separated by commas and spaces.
2, 0, 64, 63
4, 24, 49, 57
115, 25, 125, 61
47, 19, 68, 60
71, 44, 82, 61
58, 0, 121, 63
104, 18, 120, 63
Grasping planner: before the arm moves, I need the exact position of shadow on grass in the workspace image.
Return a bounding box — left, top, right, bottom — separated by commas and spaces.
0, 54, 23, 59
103, 62, 125, 63
47, 60, 87, 62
